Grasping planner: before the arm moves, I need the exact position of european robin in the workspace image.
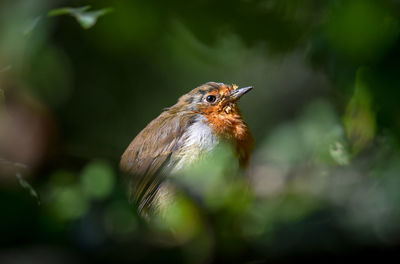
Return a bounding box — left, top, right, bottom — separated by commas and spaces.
120, 82, 254, 216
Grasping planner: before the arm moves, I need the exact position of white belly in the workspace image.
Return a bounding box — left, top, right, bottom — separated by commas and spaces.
171, 115, 219, 172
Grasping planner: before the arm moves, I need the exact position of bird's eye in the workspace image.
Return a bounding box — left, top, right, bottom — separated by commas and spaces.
206, 95, 217, 103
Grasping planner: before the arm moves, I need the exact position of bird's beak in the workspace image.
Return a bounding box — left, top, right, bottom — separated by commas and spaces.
230, 86, 253, 100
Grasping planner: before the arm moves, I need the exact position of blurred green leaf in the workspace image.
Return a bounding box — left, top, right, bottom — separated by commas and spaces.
155, 193, 203, 243
52, 184, 89, 220
48, 5, 113, 29
23, 16, 42, 36
172, 143, 246, 211
329, 142, 350, 166
343, 68, 376, 154
80, 160, 115, 200
16, 172, 40, 205
174, 144, 236, 190
47, 170, 89, 221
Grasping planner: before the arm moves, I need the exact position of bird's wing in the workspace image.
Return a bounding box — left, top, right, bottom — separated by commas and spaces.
120, 111, 193, 214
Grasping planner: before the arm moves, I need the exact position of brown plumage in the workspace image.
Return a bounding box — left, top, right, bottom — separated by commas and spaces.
120, 82, 254, 216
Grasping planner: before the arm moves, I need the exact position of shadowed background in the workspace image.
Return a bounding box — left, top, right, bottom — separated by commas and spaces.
1, 0, 400, 263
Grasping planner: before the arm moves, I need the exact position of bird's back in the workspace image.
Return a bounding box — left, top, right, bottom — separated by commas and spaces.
120, 112, 216, 215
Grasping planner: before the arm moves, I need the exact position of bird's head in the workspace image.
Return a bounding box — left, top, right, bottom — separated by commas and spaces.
172, 82, 253, 143
176, 82, 253, 115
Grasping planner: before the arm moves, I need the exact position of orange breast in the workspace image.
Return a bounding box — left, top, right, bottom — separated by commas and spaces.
202, 105, 254, 167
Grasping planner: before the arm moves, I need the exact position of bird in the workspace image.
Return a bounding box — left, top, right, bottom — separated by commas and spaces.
120, 82, 254, 217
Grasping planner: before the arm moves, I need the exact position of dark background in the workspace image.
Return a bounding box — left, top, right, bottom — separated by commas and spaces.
1, 0, 400, 263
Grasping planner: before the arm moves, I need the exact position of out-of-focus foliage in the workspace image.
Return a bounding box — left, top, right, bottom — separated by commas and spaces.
324, 0, 399, 62
343, 68, 376, 153
1, 0, 400, 263
48, 6, 113, 30
16, 172, 40, 205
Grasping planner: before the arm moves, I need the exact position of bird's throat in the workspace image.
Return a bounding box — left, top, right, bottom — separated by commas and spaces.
202, 108, 254, 167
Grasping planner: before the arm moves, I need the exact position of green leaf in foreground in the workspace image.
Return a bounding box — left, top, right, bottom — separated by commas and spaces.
48, 5, 113, 29
80, 160, 115, 200
343, 67, 376, 154
16, 173, 41, 205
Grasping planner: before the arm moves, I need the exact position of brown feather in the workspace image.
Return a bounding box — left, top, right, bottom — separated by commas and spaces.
120, 106, 196, 214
